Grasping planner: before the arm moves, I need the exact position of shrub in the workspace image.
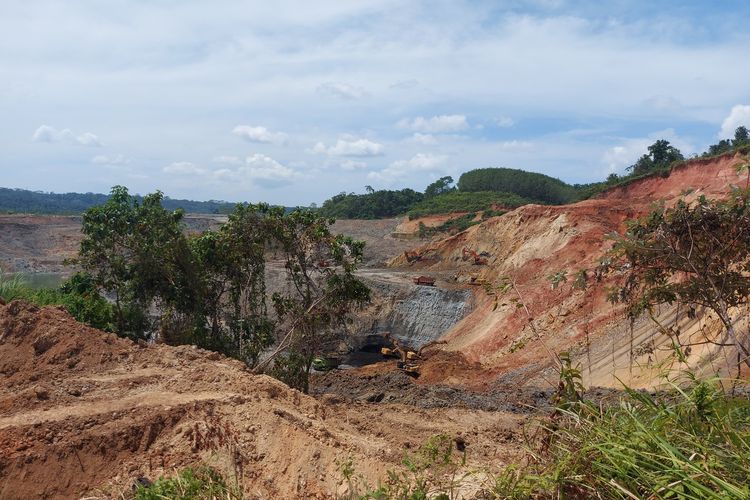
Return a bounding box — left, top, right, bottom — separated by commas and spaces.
133, 466, 242, 499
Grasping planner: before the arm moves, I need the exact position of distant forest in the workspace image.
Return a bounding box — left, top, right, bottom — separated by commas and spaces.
4, 128, 749, 218
319, 128, 750, 219
0, 187, 238, 215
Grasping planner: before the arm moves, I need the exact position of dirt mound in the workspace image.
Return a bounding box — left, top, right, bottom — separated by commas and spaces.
0, 301, 524, 499
390, 153, 750, 389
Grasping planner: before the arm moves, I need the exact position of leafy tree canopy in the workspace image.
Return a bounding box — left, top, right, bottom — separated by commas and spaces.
457, 167, 579, 204
628, 139, 685, 176
605, 159, 750, 366
74, 186, 370, 392
424, 176, 455, 198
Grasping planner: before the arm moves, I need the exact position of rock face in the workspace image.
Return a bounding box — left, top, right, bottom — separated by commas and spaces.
352, 272, 473, 350
389, 285, 472, 348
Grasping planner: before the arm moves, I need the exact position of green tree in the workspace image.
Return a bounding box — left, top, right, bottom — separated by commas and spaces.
734, 126, 750, 148
605, 162, 750, 367
261, 209, 371, 392
629, 140, 684, 176
424, 176, 455, 198
457, 167, 578, 204
76, 186, 186, 338
707, 139, 733, 156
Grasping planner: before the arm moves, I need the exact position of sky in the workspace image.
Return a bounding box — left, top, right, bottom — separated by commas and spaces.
2, 0, 750, 206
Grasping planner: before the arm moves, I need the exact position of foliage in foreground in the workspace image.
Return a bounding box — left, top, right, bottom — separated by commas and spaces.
72, 186, 370, 393
505, 377, 750, 499
0, 271, 114, 331
602, 156, 750, 368
133, 466, 242, 500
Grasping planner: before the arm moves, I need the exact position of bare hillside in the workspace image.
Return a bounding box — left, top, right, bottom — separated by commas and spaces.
391, 153, 750, 389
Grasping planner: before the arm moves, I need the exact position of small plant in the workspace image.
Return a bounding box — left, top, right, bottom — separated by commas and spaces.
553, 351, 584, 410
344, 435, 469, 500
133, 466, 242, 499
0, 271, 27, 302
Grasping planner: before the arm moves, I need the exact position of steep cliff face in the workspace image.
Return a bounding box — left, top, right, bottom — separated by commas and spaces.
351, 272, 473, 350
390, 152, 750, 389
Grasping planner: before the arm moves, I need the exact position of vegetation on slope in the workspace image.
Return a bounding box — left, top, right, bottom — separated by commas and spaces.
134, 466, 242, 500
0, 187, 238, 215
407, 191, 527, 218
318, 188, 423, 219
0, 271, 114, 331
318, 127, 750, 220
457, 167, 579, 204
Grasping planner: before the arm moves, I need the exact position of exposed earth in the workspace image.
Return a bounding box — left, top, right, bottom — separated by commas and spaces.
0, 301, 526, 499
1, 152, 750, 498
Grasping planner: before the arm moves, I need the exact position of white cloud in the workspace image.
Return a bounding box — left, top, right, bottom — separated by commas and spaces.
406, 133, 438, 145
312, 137, 384, 157
91, 154, 130, 165
368, 153, 447, 183
644, 95, 681, 113
317, 82, 368, 100
232, 125, 287, 144
495, 116, 515, 128
720, 105, 750, 138
32, 125, 57, 143
32, 125, 101, 146
163, 161, 206, 175
340, 160, 367, 170
76, 132, 102, 147
397, 115, 469, 133
498, 140, 532, 150
212, 154, 297, 188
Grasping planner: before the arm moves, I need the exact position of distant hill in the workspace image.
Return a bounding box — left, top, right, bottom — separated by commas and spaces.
457, 167, 580, 204
0, 187, 237, 215
319, 167, 582, 219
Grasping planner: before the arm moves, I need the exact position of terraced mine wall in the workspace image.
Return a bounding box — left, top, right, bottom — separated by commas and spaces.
353, 273, 473, 351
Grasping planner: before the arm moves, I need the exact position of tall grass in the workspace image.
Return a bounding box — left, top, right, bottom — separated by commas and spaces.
0, 271, 114, 331
494, 376, 750, 499
133, 466, 242, 499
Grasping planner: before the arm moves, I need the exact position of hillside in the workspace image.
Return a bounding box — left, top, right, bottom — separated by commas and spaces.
0, 300, 525, 499
391, 152, 750, 389
0, 187, 239, 215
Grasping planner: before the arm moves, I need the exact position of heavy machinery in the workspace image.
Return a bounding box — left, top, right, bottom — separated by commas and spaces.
380, 333, 420, 376
412, 275, 435, 286
404, 250, 423, 263
462, 247, 488, 265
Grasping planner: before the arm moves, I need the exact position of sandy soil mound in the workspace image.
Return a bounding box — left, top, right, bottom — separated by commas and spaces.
0, 301, 524, 499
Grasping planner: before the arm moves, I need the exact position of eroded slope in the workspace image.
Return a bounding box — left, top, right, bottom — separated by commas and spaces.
0, 300, 523, 499
393, 153, 750, 389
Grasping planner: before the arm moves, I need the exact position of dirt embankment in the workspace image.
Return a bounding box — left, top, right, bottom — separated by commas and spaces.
391, 153, 750, 389
0, 301, 526, 499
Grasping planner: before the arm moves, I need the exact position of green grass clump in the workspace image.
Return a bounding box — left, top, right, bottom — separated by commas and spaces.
495, 377, 750, 499
134, 467, 242, 500
0, 271, 27, 301
0, 271, 114, 331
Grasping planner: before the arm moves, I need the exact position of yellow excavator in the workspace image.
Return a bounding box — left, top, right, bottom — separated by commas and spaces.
380, 333, 420, 376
